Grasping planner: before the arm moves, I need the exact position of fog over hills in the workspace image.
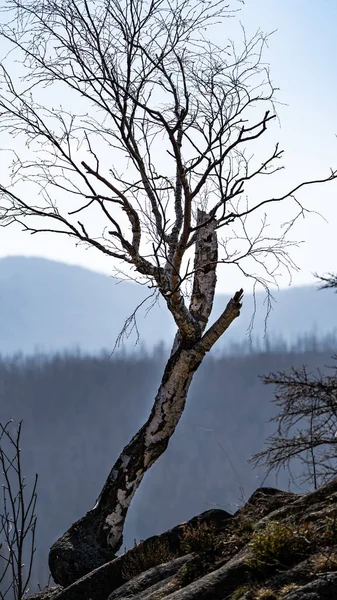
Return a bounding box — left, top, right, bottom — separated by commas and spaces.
0, 255, 336, 356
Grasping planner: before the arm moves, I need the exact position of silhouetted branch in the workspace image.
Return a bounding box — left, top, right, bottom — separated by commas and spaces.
0, 421, 38, 600
315, 272, 337, 291
250, 361, 337, 488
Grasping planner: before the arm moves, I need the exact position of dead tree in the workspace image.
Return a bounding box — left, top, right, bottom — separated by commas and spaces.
251, 273, 337, 490
0, 0, 336, 586
0, 421, 38, 600
250, 361, 337, 490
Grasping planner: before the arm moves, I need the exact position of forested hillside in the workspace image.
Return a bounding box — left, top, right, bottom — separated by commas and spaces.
1, 344, 335, 592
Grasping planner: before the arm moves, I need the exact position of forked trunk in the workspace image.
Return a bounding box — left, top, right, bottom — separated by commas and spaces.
48, 212, 243, 587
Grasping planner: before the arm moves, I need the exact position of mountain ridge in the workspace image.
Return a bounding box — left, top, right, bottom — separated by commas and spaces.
0, 255, 336, 356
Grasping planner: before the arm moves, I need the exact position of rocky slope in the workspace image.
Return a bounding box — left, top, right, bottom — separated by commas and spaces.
29, 478, 337, 600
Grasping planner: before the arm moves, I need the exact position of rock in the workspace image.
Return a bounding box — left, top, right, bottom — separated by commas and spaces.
48, 509, 116, 587
284, 573, 337, 599
48, 508, 232, 588
234, 486, 298, 521
143, 548, 254, 600
107, 555, 194, 600
30, 478, 337, 600
26, 587, 63, 600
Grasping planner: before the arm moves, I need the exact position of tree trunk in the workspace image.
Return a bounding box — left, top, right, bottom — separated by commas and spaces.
48, 212, 243, 587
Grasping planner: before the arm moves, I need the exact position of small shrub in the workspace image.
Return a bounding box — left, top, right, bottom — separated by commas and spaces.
248, 521, 312, 572
121, 537, 174, 580
176, 562, 194, 586
180, 522, 219, 554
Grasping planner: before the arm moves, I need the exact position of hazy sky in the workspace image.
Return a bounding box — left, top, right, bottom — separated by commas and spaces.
0, 0, 336, 294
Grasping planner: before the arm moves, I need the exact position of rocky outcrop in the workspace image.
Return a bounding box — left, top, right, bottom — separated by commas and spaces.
32, 479, 337, 600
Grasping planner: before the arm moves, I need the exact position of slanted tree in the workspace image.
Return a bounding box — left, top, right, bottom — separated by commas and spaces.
0, 0, 336, 586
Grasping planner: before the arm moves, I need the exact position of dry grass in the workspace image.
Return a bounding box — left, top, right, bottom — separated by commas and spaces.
121, 537, 174, 580
180, 521, 220, 554
279, 583, 300, 596
254, 589, 279, 600
312, 550, 337, 573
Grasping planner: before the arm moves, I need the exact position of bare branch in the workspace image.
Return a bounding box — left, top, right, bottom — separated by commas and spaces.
0, 421, 38, 600
315, 272, 337, 292
250, 360, 337, 488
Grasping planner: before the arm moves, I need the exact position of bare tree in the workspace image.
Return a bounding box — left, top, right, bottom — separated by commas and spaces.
0, 0, 336, 587
0, 421, 38, 600
250, 274, 337, 490
250, 363, 337, 490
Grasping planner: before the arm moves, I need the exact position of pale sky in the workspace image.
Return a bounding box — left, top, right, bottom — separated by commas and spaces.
0, 0, 336, 294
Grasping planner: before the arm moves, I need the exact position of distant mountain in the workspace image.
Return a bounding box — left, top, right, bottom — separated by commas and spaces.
0, 255, 336, 355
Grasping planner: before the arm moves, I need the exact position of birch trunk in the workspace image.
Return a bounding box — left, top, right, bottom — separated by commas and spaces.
48, 213, 243, 586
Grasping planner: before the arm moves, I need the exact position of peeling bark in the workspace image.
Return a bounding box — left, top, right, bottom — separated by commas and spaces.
49, 292, 242, 587
189, 209, 218, 333
49, 344, 197, 585
48, 214, 243, 588
171, 209, 218, 354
